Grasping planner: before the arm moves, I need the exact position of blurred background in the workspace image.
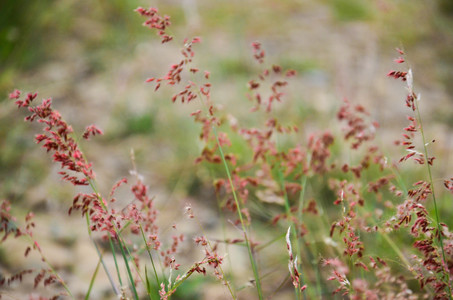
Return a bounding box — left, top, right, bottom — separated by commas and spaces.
1, 0, 453, 299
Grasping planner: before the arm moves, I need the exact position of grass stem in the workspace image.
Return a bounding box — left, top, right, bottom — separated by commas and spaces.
213, 126, 264, 300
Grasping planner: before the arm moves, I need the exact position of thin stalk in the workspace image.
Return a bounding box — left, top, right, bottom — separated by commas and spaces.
87, 179, 141, 300
27, 237, 74, 299
190, 63, 261, 298
276, 168, 304, 300
7, 201, 74, 298
255, 232, 286, 252
117, 234, 139, 300
219, 193, 237, 291
117, 231, 148, 286
213, 126, 264, 299
414, 95, 452, 296
381, 233, 411, 271
297, 173, 308, 233
144, 266, 154, 300
108, 234, 123, 287
381, 232, 435, 296
86, 180, 123, 296
391, 165, 409, 196
140, 225, 161, 287
165, 264, 200, 295
85, 256, 102, 300
267, 274, 291, 299
297, 162, 323, 299
190, 209, 237, 299
129, 151, 167, 288
85, 214, 120, 296
208, 161, 238, 292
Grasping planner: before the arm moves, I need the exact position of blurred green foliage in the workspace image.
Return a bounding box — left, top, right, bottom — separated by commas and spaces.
438, 0, 453, 16
327, 0, 373, 21
0, 0, 65, 72
0, 0, 151, 95
216, 57, 253, 77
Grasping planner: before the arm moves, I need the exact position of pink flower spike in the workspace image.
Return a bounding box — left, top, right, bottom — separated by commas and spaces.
252, 41, 261, 50
34, 241, 41, 251
83, 125, 104, 140
286, 70, 297, 77
396, 47, 404, 55
9, 89, 21, 99
190, 110, 202, 116
394, 57, 405, 64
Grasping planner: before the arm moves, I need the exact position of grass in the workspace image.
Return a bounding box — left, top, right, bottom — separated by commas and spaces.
1, 2, 453, 300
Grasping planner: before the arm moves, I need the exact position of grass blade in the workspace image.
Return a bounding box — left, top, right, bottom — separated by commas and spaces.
85, 256, 102, 300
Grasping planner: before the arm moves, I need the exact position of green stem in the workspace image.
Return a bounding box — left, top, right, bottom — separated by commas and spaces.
87, 179, 142, 299
32, 239, 75, 299
85, 214, 120, 296
213, 126, 264, 299
276, 167, 304, 300
414, 95, 452, 297
117, 234, 139, 300
85, 256, 102, 300
297, 161, 323, 299
191, 209, 237, 299
140, 225, 161, 287
108, 235, 123, 287
256, 232, 286, 252
144, 266, 156, 300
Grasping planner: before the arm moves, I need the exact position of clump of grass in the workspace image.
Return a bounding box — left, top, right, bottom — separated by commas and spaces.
2, 5, 453, 300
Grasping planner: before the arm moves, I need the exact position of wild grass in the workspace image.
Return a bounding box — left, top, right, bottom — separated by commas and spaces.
1, 4, 453, 300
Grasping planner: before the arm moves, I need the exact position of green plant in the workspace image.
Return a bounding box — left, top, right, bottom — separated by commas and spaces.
1, 5, 453, 300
